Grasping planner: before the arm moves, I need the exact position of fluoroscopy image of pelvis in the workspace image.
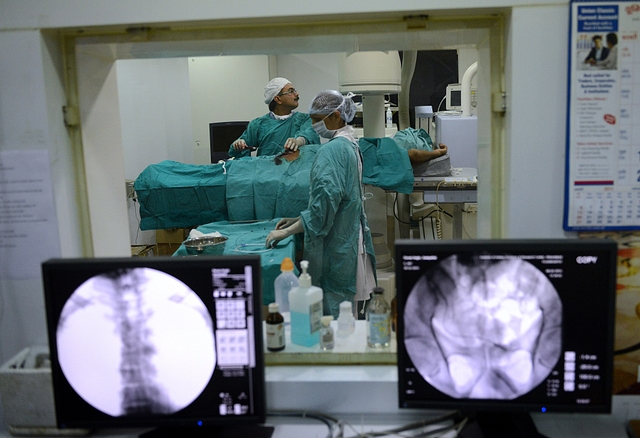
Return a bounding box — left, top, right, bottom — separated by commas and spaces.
56, 267, 216, 416
405, 255, 562, 400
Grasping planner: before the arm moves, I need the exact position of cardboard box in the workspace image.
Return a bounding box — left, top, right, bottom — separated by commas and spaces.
130, 244, 156, 257
155, 228, 190, 244
156, 242, 182, 256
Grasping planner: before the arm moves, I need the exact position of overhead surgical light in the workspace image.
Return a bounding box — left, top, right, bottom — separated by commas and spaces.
338, 51, 402, 138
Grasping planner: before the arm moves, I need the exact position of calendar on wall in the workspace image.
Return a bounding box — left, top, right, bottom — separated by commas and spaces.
565, 0, 640, 231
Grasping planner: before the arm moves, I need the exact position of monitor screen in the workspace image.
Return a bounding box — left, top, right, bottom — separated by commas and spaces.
210, 121, 249, 163
395, 239, 617, 436
42, 255, 272, 437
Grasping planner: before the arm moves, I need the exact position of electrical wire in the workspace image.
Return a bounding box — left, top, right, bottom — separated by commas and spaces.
341, 410, 462, 438
434, 181, 446, 240
436, 94, 447, 113
392, 193, 453, 242
234, 243, 273, 254
232, 229, 278, 253
392, 193, 451, 226
268, 410, 341, 438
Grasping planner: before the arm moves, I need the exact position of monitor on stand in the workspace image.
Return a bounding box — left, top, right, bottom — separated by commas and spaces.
395, 239, 617, 438
42, 255, 273, 438
210, 121, 249, 163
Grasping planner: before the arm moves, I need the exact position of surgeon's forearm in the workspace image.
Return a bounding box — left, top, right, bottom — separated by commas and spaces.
287, 218, 304, 236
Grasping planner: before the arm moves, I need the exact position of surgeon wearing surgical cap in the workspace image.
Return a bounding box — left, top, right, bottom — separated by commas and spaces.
265, 90, 377, 318
228, 78, 320, 158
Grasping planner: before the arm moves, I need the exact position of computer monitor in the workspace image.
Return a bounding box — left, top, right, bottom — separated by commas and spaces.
42, 255, 273, 438
209, 121, 249, 163
445, 83, 477, 112
395, 239, 617, 437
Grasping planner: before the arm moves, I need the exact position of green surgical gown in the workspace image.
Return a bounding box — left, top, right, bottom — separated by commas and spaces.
227, 112, 319, 158
299, 136, 376, 317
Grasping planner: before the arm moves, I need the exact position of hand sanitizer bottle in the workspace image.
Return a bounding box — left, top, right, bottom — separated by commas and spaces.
289, 260, 323, 347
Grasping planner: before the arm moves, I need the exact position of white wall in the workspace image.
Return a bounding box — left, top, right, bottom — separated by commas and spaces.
188, 55, 269, 164
118, 58, 194, 179
505, 5, 573, 238
117, 57, 194, 245
276, 53, 341, 112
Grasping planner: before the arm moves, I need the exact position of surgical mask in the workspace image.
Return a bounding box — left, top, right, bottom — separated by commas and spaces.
312, 115, 337, 139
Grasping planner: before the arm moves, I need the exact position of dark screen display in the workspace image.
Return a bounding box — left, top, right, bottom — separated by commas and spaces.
42, 255, 266, 430
209, 121, 249, 163
395, 239, 617, 414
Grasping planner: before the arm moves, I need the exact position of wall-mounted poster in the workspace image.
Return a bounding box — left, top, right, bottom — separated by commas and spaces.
565, 1, 640, 231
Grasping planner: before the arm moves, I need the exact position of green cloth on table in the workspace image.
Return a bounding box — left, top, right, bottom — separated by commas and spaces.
392, 127, 435, 151
172, 219, 298, 305
358, 136, 414, 194
134, 134, 419, 230
134, 160, 230, 230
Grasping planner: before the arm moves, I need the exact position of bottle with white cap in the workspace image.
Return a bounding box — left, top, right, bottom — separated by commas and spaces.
266, 303, 285, 352
336, 301, 356, 338
288, 260, 323, 347
366, 287, 391, 348
320, 316, 334, 351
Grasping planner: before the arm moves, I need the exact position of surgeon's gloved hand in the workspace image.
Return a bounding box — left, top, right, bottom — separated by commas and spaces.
233, 139, 250, 151
276, 217, 300, 230
266, 218, 303, 248
266, 229, 289, 248
283, 137, 305, 152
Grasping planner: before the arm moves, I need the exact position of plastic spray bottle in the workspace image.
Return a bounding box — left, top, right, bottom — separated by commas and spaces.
274, 257, 298, 323
288, 260, 323, 347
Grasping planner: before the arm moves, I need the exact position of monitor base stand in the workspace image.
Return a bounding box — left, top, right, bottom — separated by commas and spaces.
459, 411, 549, 438
139, 424, 274, 438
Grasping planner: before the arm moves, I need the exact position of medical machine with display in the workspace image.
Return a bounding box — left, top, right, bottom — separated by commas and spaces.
395, 239, 617, 438
42, 255, 272, 438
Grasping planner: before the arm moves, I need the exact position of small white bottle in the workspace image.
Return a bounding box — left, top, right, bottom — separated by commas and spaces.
320, 316, 334, 351
336, 301, 356, 338
289, 260, 323, 347
386, 106, 393, 127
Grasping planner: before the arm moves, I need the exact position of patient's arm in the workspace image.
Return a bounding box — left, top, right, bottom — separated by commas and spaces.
407, 143, 448, 165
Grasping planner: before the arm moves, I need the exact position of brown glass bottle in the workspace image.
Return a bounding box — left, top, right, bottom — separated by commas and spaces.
266, 303, 285, 352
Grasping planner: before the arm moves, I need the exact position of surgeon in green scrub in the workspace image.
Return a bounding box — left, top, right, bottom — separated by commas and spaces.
228, 78, 320, 158
265, 90, 376, 318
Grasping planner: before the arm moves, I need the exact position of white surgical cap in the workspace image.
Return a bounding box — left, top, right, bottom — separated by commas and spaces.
309, 90, 357, 123
264, 77, 291, 104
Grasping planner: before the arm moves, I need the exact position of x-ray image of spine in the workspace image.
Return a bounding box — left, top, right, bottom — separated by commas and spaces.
57, 268, 216, 416
404, 255, 562, 399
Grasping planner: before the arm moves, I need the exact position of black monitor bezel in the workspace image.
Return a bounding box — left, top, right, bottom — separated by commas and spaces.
209, 121, 249, 163
395, 238, 617, 415
42, 255, 267, 430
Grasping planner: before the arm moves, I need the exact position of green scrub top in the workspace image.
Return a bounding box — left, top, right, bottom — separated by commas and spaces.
299, 136, 376, 317
227, 112, 320, 158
